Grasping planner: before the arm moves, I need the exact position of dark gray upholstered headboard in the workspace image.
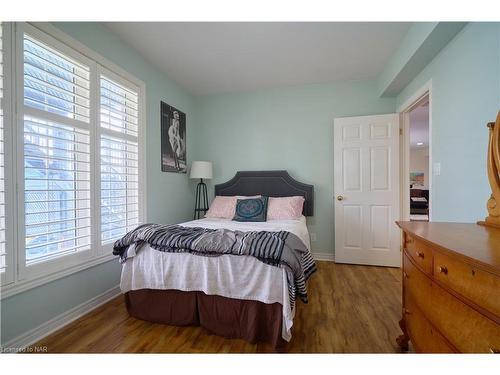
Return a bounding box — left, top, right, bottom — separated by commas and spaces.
214, 170, 314, 216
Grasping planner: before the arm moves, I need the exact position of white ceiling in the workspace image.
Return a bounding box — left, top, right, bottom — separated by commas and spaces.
104, 22, 411, 96
409, 103, 429, 149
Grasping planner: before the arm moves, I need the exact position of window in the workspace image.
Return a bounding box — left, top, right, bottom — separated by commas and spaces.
100, 76, 138, 136
23, 34, 90, 122
99, 75, 140, 243
0, 23, 145, 295
22, 33, 92, 265
23, 116, 91, 264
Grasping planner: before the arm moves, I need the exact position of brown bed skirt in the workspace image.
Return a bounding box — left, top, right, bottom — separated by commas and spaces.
124, 289, 288, 351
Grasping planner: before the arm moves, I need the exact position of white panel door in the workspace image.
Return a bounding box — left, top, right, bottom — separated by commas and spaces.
334, 114, 400, 267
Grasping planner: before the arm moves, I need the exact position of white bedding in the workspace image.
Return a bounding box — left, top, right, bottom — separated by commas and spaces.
119, 216, 311, 341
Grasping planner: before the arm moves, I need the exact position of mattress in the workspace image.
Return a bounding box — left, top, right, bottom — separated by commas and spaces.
119, 216, 311, 341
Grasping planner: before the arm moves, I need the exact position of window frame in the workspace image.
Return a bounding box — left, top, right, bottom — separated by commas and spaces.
1, 22, 16, 287
0, 22, 147, 298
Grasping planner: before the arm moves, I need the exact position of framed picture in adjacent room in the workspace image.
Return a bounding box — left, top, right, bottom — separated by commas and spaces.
410, 172, 424, 187
160, 101, 187, 173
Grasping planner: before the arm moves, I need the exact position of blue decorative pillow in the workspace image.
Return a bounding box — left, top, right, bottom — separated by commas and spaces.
233, 197, 269, 222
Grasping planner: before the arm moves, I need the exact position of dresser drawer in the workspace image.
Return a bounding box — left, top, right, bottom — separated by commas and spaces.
429, 280, 500, 353
403, 252, 433, 317
405, 292, 455, 353
405, 234, 433, 274
433, 251, 500, 318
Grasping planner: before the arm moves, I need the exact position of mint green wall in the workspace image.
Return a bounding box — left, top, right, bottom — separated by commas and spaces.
1, 23, 195, 345
396, 23, 500, 222
379, 23, 466, 97
193, 81, 396, 256
379, 22, 438, 95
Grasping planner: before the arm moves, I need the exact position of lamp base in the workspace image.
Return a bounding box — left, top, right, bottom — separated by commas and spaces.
194, 179, 209, 220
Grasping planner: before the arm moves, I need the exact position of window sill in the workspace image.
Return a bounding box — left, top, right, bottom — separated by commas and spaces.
0, 253, 117, 300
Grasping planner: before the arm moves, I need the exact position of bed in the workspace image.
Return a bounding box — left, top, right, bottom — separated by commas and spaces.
118, 170, 314, 350
410, 188, 429, 215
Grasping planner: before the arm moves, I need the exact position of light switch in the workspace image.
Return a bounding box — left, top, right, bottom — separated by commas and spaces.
433, 162, 441, 176
310, 233, 317, 242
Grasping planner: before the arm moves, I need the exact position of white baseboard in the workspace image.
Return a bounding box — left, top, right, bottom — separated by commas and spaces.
312, 252, 335, 262
2, 285, 121, 352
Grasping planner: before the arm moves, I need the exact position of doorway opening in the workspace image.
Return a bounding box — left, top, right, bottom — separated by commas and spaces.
408, 100, 430, 221
399, 81, 432, 222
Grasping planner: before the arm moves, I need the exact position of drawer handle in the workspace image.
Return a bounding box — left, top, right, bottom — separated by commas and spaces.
490, 348, 500, 354
404, 309, 411, 315
416, 251, 425, 259
438, 266, 448, 275
403, 272, 409, 279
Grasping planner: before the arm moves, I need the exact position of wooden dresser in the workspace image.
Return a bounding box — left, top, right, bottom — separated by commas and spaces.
396, 221, 500, 353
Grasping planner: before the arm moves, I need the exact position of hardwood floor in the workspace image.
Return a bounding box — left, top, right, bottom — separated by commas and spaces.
31, 261, 404, 353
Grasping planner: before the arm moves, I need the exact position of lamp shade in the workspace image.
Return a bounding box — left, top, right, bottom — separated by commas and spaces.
190, 161, 213, 179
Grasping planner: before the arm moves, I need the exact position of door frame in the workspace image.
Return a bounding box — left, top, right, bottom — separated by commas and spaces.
398, 80, 433, 222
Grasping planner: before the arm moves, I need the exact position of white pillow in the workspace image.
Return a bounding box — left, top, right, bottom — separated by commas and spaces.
267, 196, 305, 220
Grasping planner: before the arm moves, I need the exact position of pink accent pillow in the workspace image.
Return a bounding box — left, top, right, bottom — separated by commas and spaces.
205, 195, 261, 219
267, 196, 305, 220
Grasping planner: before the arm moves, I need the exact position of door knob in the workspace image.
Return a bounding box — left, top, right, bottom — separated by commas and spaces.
337, 195, 344, 201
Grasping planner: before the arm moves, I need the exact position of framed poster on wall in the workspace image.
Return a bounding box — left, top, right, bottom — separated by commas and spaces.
160, 101, 187, 173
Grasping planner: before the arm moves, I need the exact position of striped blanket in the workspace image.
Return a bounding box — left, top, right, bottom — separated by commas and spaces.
113, 224, 316, 309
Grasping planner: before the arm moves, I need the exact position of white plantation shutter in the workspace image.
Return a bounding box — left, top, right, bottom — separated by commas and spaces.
21, 30, 93, 266
24, 116, 91, 263
23, 34, 90, 122
100, 74, 140, 243
100, 76, 138, 136
0, 23, 6, 274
